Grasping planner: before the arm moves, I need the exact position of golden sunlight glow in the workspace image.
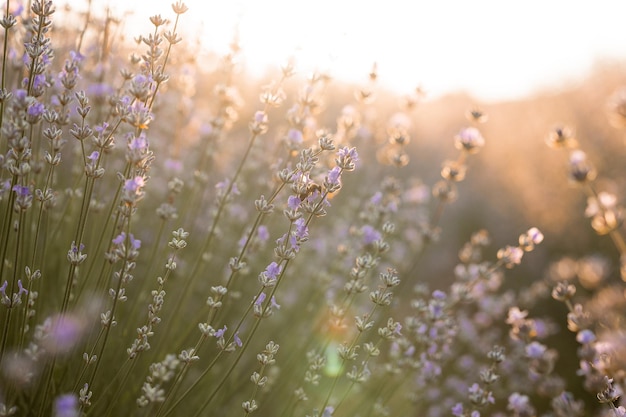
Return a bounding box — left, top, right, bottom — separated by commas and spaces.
99, 0, 626, 102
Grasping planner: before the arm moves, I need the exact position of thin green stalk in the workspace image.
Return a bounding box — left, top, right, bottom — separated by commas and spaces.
188, 247, 295, 417
161, 246, 292, 417
61, 175, 92, 314
333, 338, 385, 415
16, 147, 58, 350
584, 183, 626, 256
0, 0, 11, 136
0, 175, 17, 364
125, 217, 167, 321
82, 222, 133, 410
35, 356, 58, 417
318, 285, 387, 413
242, 362, 268, 417
25, 5, 48, 98
72, 326, 106, 393
157, 283, 265, 417
152, 333, 210, 417
79, 171, 125, 296
99, 243, 185, 414
359, 375, 406, 417
101, 359, 136, 417
188, 311, 264, 417
75, 0, 92, 54
146, 12, 181, 112
166, 75, 290, 327
164, 130, 262, 331
10, 208, 27, 346
183, 148, 320, 335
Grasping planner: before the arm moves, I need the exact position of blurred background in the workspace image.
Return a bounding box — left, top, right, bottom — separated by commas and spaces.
97, 0, 626, 102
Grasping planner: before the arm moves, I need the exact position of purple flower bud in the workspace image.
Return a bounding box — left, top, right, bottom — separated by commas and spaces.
214, 325, 227, 339
27, 101, 45, 117
287, 195, 301, 210
14, 89, 27, 101
455, 127, 485, 153
507, 393, 531, 414
87, 83, 114, 98
112, 232, 126, 246
294, 218, 308, 240
17, 280, 27, 297
254, 111, 267, 124
525, 341, 547, 359
432, 290, 446, 300
11, 4, 24, 17
129, 234, 141, 250
576, 329, 596, 345
95, 122, 109, 135
337, 146, 359, 162
133, 74, 149, 85
326, 166, 341, 186
264, 262, 281, 280
526, 227, 544, 245
286, 128, 303, 145
129, 134, 148, 152
322, 406, 334, 417
124, 176, 145, 194
54, 393, 79, 417
44, 314, 86, 355
255, 292, 267, 306
32, 74, 46, 90
257, 226, 269, 243
361, 225, 381, 245
69, 50, 85, 63
165, 158, 182, 172
12, 184, 31, 197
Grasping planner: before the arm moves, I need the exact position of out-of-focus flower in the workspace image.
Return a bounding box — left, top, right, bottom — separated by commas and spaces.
545, 125, 578, 149
54, 394, 79, 417
44, 314, 87, 355
568, 150, 596, 183
497, 245, 524, 268
454, 127, 485, 154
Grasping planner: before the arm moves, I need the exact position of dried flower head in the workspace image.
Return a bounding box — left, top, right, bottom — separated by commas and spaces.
172, 1, 189, 14
607, 88, 626, 129
568, 150, 596, 183
497, 245, 524, 268
466, 107, 488, 123
518, 227, 544, 251
454, 127, 485, 154
546, 125, 578, 149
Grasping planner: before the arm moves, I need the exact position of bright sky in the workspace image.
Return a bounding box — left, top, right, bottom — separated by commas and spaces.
100, 0, 626, 102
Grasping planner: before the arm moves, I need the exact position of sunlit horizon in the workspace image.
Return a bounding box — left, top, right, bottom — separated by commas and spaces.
97, 0, 626, 102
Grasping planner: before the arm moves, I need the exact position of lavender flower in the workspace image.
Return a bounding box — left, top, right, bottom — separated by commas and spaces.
44, 314, 86, 354
454, 127, 485, 154
259, 262, 282, 287
54, 394, 79, 417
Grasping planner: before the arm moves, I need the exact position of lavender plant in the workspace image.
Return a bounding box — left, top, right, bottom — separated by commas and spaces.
0, 1, 624, 417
